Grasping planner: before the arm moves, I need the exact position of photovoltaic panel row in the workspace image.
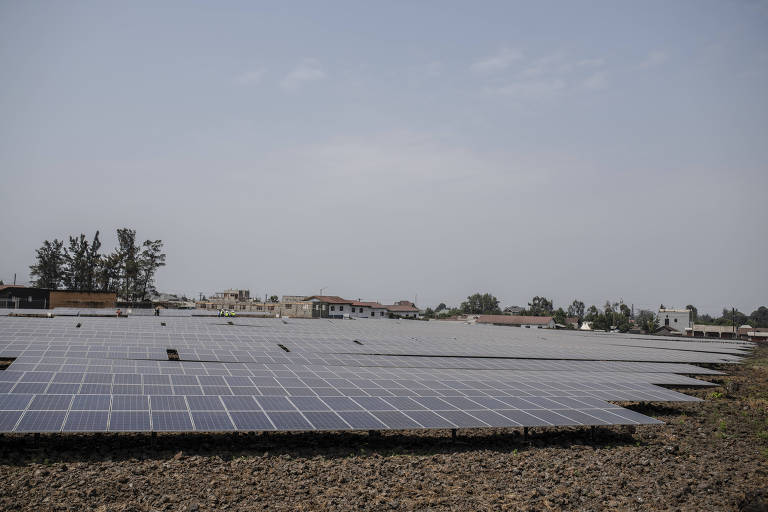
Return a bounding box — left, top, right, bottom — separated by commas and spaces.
0, 393, 661, 433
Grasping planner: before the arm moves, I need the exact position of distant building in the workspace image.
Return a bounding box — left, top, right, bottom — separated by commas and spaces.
349, 301, 389, 319
304, 296, 354, 319
476, 315, 555, 329
197, 289, 252, 311
565, 317, 579, 328
281, 295, 310, 303
503, 306, 524, 315
685, 324, 739, 340
385, 301, 420, 318
657, 308, 692, 333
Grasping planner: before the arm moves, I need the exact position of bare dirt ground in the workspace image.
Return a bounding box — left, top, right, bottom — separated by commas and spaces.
0, 345, 766, 512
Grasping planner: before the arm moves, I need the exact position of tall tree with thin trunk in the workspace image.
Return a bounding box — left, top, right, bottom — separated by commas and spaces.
116, 228, 140, 301
29, 239, 65, 289
136, 239, 166, 302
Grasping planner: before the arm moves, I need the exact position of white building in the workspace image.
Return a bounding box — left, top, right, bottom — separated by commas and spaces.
349, 301, 389, 319
657, 308, 692, 333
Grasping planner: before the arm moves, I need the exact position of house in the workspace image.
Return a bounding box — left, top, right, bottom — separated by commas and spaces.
304, 296, 355, 318
503, 306, 525, 315
686, 324, 740, 339
0, 285, 116, 309
385, 300, 420, 318
565, 317, 580, 329
476, 315, 555, 329
349, 301, 389, 319
657, 308, 692, 333
655, 325, 683, 336
740, 327, 768, 342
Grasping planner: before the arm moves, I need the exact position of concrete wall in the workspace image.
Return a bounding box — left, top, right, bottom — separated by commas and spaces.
49, 291, 116, 309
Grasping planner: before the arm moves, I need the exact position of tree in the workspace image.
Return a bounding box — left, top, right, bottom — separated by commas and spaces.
527, 296, 553, 316
636, 310, 658, 333
423, 307, 435, 319
82, 231, 102, 291
62, 234, 90, 290
619, 304, 631, 318
715, 308, 748, 326
116, 228, 141, 300
135, 239, 166, 302
567, 300, 585, 321
552, 308, 568, 326
585, 305, 600, 323
750, 306, 768, 328
96, 252, 122, 293
616, 315, 631, 333
435, 303, 447, 313
29, 239, 65, 289
686, 304, 698, 323
269, 295, 279, 303
460, 293, 501, 315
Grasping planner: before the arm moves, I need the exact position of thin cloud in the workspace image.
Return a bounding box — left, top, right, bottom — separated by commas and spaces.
490, 79, 567, 99
281, 59, 327, 90
581, 71, 608, 90
236, 69, 266, 85
638, 51, 668, 69
471, 47, 524, 73
480, 50, 608, 98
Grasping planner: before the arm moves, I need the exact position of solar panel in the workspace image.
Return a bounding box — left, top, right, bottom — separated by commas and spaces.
0, 314, 751, 433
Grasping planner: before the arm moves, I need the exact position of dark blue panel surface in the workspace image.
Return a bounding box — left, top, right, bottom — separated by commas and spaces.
0, 394, 33, 410
303, 411, 349, 430
63, 411, 109, 431
0, 410, 23, 431
432, 410, 489, 428
110, 411, 151, 431
152, 411, 193, 431
266, 411, 313, 430
402, 410, 455, 428
191, 411, 234, 431
221, 396, 260, 411
112, 395, 149, 411
16, 410, 66, 432
29, 394, 72, 410
229, 411, 274, 430
255, 396, 295, 411
371, 411, 422, 429
71, 395, 111, 410
336, 411, 387, 430
289, 396, 330, 412
149, 395, 187, 411
318, 397, 363, 411
187, 395, 224, 411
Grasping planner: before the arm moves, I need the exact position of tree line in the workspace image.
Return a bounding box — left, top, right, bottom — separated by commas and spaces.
422, 293, 768, 331
28, 228, 166, 303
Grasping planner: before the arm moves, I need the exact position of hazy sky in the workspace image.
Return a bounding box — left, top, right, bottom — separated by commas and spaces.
1, 1, 766, 315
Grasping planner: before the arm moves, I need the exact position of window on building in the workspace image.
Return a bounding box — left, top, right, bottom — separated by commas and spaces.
331, 306, 335, 311
339, 306, 344, 311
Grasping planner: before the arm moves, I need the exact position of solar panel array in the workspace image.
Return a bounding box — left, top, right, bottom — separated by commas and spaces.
0, 314, 752, 433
